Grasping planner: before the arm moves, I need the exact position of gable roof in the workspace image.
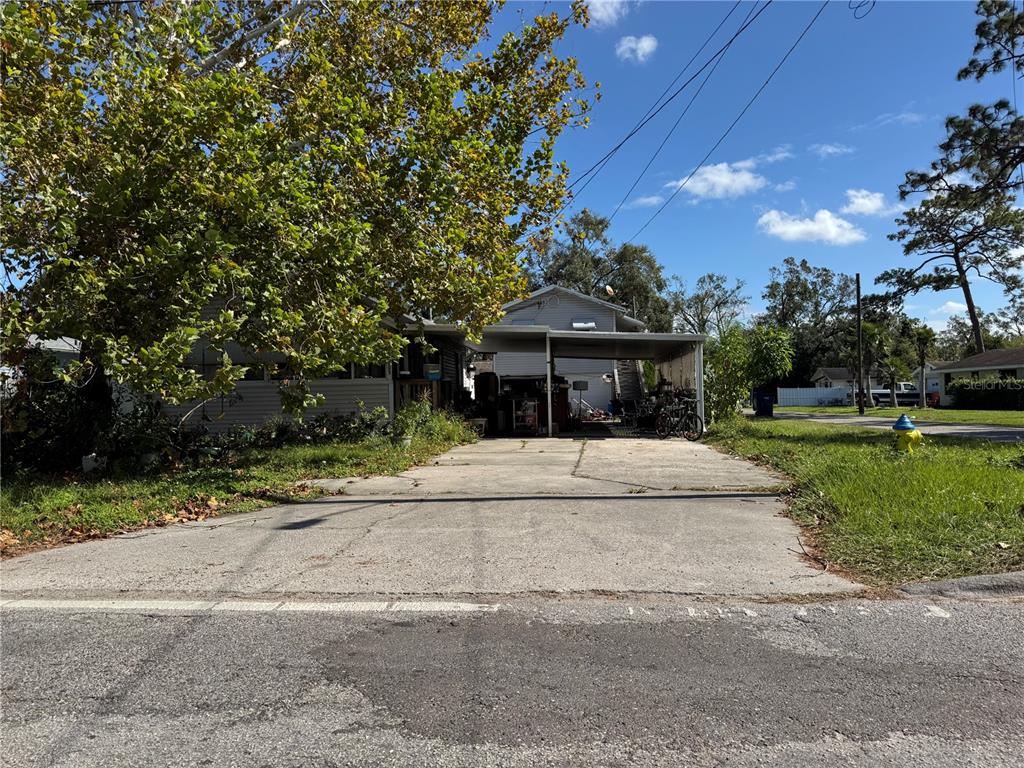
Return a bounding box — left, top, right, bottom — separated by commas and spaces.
503, 285, 645, 329
933, 348, 1024, 371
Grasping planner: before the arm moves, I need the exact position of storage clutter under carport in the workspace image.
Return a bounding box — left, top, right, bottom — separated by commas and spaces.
473, 372, 571, 436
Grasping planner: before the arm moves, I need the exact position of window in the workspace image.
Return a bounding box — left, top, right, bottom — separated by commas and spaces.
354, 363, 386, 378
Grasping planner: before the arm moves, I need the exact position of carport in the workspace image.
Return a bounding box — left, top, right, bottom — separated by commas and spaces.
465, 325, 706, 437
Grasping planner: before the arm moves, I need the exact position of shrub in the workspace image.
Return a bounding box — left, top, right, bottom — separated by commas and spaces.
1, 350, 96, 472
948, 377, 1024, 410
391, 397, 474, 443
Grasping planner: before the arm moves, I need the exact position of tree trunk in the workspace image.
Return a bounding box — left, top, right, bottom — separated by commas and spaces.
78, 348, 114, 455
953, 249, 985, 355
889, 374, 897, 411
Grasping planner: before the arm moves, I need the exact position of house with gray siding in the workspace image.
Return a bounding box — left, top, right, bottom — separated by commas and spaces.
493, 285, 646, 411
162, 323, 469, 432
932, 349, 1024, 406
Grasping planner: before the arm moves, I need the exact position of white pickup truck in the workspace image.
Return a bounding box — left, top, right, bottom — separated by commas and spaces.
869, 381, 920, 407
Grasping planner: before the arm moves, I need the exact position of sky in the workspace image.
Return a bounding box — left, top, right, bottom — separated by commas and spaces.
495, 0, 1019, 329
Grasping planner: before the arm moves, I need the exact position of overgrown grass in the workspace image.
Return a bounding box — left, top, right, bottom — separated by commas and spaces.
775, 405, 1024, 428
707, 417, 1024, 584
1, 422, 474, 556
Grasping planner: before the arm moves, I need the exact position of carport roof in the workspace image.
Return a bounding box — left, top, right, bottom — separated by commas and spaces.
427, 324, 704, 362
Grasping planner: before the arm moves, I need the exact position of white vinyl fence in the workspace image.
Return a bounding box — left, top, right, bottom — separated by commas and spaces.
776, 386, 850, 407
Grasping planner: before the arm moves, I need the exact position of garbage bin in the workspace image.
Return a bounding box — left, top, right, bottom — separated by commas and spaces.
754, 390, 774, 417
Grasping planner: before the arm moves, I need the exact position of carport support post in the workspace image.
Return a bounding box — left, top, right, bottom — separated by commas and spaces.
695, 342, 705, 424
545, 331, 553, 438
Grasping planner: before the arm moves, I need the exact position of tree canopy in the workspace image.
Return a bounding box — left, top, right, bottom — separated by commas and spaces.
758, 257, 855, 385
882, 186, 1024, 354
670, 273, 748, 339
1, 0, 593, 411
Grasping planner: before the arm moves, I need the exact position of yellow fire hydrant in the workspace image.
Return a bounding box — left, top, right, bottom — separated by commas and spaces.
892, 414, 923, 453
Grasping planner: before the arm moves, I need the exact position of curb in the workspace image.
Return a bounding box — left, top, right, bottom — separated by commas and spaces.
900, 571, 1024, 599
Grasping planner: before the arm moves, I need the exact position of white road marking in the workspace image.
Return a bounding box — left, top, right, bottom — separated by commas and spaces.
278, 601, 389, 613
212, 601, 282, 612
925, 605, 952, 619
1, 599, 499, 614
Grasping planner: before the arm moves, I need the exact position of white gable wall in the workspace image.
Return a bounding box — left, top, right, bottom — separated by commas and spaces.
493, 291, 619, 407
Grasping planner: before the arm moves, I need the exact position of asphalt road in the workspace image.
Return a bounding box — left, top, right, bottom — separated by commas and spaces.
3, 439, 1020, 766
3, 597, 1022, 767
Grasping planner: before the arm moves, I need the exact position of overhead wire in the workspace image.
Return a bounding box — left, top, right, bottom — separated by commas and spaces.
563, 0, 745, 206
565, 0, 774, 194
628, 0, 830, 240
607, 1, 761, 223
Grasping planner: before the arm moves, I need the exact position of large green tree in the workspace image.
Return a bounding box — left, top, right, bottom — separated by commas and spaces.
670, 273, 748, 339
882, 186, 1024, 354
527, 209, 673, 330
1, 0, 592, 415
759, 257, 855, 385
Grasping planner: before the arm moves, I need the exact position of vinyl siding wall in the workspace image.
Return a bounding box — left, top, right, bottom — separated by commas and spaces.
162, 378, 392, 433
494, 292, 618, 380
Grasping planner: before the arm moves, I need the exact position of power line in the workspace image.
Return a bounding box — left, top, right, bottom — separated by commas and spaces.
565, 0, 774, 194
558, 0, 745, 209
629, 0, 829, 241
608, 1, 761, 223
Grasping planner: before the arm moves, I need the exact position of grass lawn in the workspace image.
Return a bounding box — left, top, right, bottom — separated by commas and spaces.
0, 433, 468, 557
707, 417, 1024, 585
775, 405, 1024, 428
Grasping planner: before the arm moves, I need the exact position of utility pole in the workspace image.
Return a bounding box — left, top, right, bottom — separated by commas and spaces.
856, 273, 865, 416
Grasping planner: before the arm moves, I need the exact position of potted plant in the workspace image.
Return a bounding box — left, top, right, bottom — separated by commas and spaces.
390, 404, 419, 448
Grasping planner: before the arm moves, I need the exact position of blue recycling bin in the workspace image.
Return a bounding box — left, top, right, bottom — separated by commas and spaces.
754, 390, 774, 417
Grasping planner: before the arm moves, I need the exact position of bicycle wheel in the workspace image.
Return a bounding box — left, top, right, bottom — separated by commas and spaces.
681, 412, 704, 441
654, 412, 671, 439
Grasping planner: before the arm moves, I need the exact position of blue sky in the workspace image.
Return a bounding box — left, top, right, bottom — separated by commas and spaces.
499, 0, 1018, 328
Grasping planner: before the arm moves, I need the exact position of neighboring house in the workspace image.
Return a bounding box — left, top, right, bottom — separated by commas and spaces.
910, 361, 949, 398
1, 336, 83, 393
25, 335, 82, 368
810, 366, 882, 391
933, 349, 1024, 406
493, 285, 646, 411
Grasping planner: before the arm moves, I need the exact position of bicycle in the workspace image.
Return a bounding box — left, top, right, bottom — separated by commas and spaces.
654, 397, 704, 441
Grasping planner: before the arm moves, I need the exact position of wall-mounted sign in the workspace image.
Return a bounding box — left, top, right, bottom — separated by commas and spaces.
572, 380, 589, 391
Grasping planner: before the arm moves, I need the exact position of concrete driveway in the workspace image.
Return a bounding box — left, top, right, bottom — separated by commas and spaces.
2, 438, 858, 599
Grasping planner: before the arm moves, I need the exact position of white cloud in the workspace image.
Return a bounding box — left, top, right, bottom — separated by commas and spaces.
625, 194, 664, 208
733, 145, 792, 170
758, 145, 793, 164
840, 189, 902, 217
809, 143, 854, 158
853, 111, 927, 131
774, 180, 797, 192
757, 209, 867, 245
929, 300, 968, 316
615, 34, 658, 64
666, 162, 767, 199
587, 0, 631, 27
